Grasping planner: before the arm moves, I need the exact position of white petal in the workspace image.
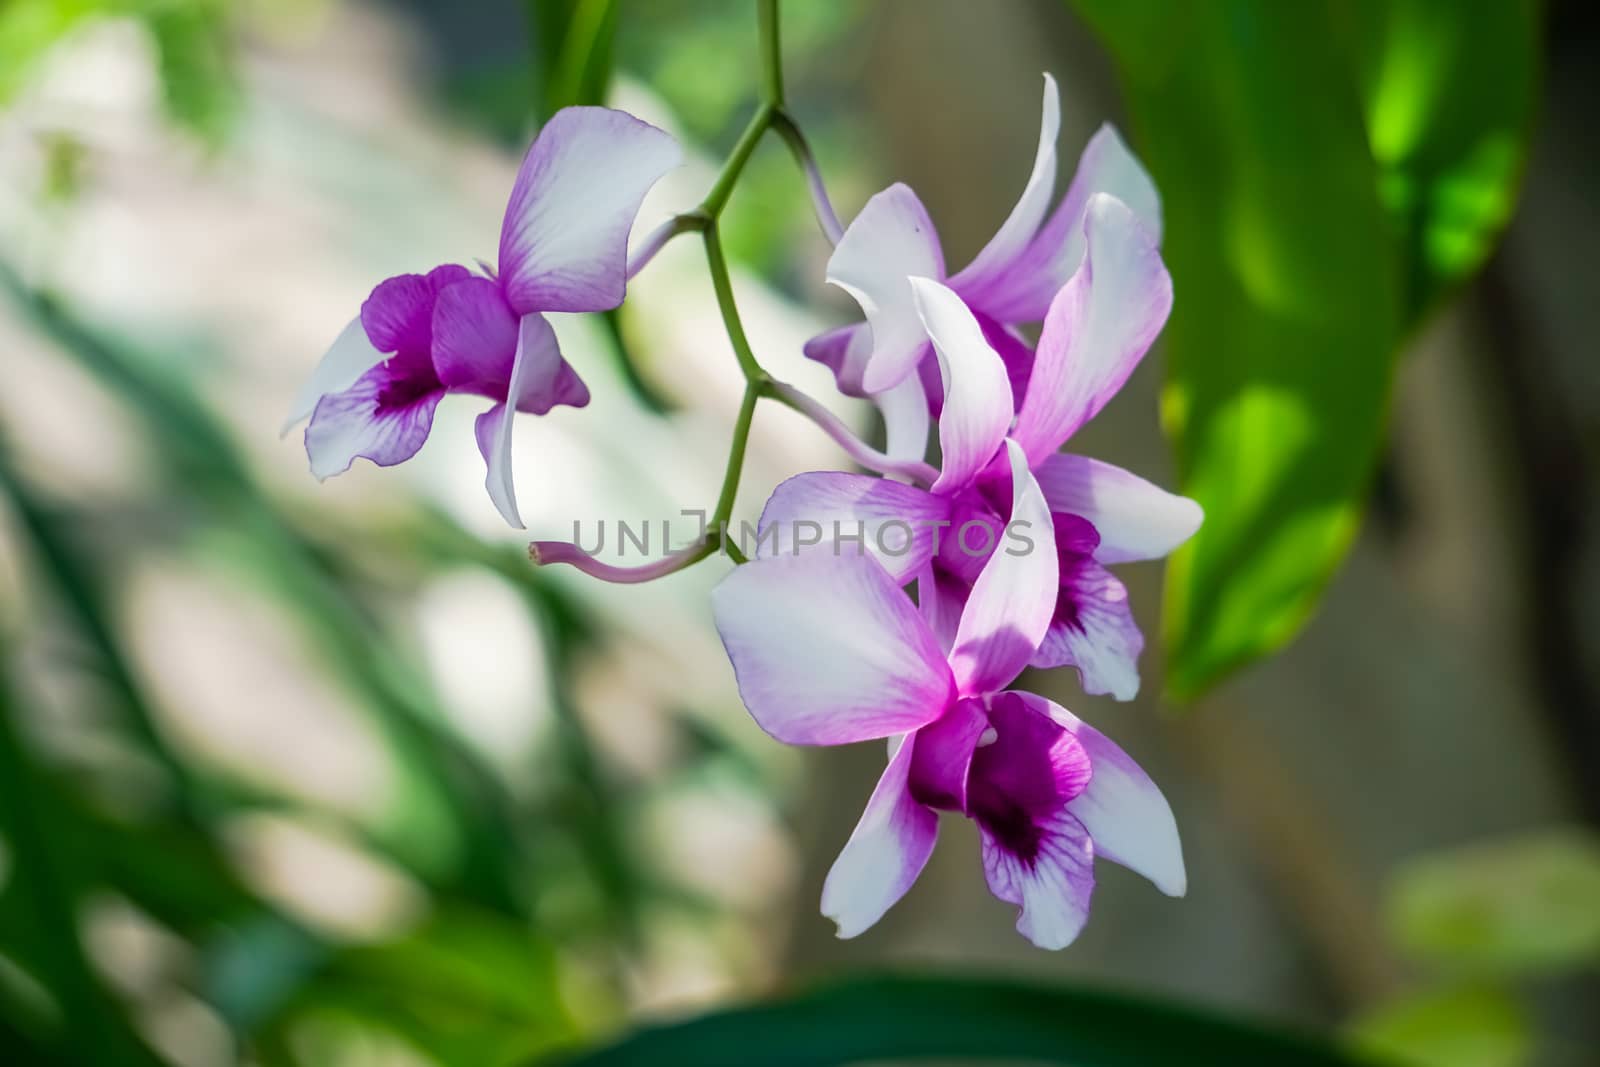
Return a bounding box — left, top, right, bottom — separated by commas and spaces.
283, 317, 384, 435
821, 737, 939, 938
1019, 692, 1185, 897
907, 277, 1013, 494
498, 107, 681, 314
948, 72, 1061, 298
711, 555, 953, 746
1012, 194, 1172, 463
948, 441, 1058, 695
756, 472, 950, 583
876, 370, 931, 466
826, 183, 945, 395
980, 807, 1095, 950
1035, 454, 1202, 563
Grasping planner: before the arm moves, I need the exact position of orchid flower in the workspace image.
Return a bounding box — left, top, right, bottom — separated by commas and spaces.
713, 441, 1183, 948
284, 107, 681, 527
758, 200, 1198, 701
805, 72, 1161, 463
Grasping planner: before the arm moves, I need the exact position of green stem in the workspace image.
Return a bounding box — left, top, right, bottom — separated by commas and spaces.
712, 379, 763, 531
758, 0, 785, 107
703, 224, 769, 384
698, 103, 775, 219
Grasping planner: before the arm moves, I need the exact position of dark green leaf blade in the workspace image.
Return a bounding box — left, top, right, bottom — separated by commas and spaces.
547, 973, 1388, 1066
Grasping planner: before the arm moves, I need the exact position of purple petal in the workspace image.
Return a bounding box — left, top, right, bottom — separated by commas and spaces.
907, 697, 988, 812
474, 313, 568, 528
711, 555, 954, 746
283, 316, 385, 435
947, 73, 1060, 304
361, 265, 471, 356
304, 362, 442, 480
907, 278, 1014, 495
498, 107, 681, 315
979, 312, 1036, 413
826, 183, 945, 395
755, 472, 950, 583
1034, 453, 1202, 564
1012, 691, 1185, 897
820, 736, 939, 939
1032, 550, 1145, 701
803, 322, 874, 398
979, 808, 1095, 950
432, 277, 519, 395
1012, 195, 1172, 464
961, 124, 1162, 324
917, 564, 969, 657
948, 441, 1058, 696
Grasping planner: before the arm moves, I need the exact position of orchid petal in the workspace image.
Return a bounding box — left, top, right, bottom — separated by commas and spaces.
1032, 554, 1145, 701
361, 265, 471, 356
948, 72, 1060, 301
756, 472, 949, 583
948, 441, 1058, 695
475, 313, 565, 528
282, 316, 385, 435
304, 363, 441, 479
907, 697, 988, 812
1017, 692, 1185, 897
827, 183, 945, 395
917, 565, 968, 657
980, 807, 1095, 951
498, 107, 681, 315
964, 124, 1162, 323
431, 277, 519, 395
876, 371, 931, 467
1013, 194, 1172, 464
711, 555, 954, 746
820, 736, 938, 939
1035, 453, 1202, 563
803, 322, 873, 398
907, 278, 1013, 494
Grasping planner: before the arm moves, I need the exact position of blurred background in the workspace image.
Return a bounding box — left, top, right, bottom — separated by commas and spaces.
1, 1, 1597, 1065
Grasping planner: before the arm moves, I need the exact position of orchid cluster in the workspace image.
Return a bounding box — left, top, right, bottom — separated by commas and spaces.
287, 24, 1199, 949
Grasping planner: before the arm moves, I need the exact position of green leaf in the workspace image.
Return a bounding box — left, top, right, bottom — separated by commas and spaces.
255, 909, 576, 1067
1072, 1, 1401, 698
1070, 1, 1538, 698
1350, 0, 1540, 317
1386, 828, 1600, 977
1349, 986, 1531, 1067
547, 974, 1386, 1066
531, 0, 618, 117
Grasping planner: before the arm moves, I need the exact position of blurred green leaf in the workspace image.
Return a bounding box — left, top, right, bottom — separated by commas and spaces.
259, 909, 576, 1067
1072, 1, 1400, 699
1387, 828, 1600, 977
0, 1, 239, 142
1349, 986, 1531, 1067
1351, 0, 1539, 317
531, 0, 617, 117
1072, 1, 1537, 698
548, 973, 1385, 1066
140, 0, 240, 144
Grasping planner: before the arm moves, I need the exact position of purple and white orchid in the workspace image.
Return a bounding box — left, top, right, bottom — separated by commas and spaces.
284, 106, 681, 526
713, 441, 1183, 948
759, 202, 1199, 701
805, 73, 1162, 463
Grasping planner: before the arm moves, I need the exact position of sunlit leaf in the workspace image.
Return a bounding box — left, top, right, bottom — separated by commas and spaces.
1387, 828, 1600, 977
1350, 0, 1539, 317
1070, 1, 1538, 698
549, 973, 1386, 1066
1071, 1, 1400, 699
1349, 986, 1531, 1067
